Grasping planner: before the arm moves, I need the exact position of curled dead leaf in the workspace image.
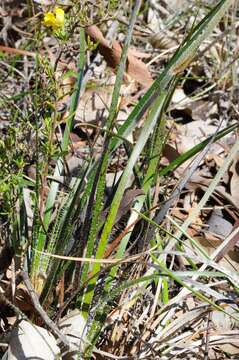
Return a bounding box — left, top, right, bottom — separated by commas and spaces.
86, 25, 153, 88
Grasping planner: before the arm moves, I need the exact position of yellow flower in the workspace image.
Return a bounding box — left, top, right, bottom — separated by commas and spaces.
43, 7, 65, 30
55, 8, 65, 28
43, 12, 57, 28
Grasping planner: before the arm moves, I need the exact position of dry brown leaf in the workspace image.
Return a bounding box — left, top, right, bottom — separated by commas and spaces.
205, 154, 224, 168
15, 283, 36, 312
0, 45, 35, 57
0, 278, 35, 313
230, 156, 239, 208
69, 132, 86, 150
86, 25, 153, 88
207, 208, 233, 239
195, 233, 239, 272
127, 47, 152, 59
75, 85, 113, 123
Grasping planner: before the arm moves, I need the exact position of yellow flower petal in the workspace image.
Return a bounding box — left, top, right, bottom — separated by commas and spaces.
42, 8, 64, 31
43, 12, 57, 28
54, 8, 65, 27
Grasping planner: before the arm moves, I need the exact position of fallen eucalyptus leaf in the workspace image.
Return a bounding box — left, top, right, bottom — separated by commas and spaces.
3, 320, 61, 360
86, 25, 153, 88
59, 310, 87, 359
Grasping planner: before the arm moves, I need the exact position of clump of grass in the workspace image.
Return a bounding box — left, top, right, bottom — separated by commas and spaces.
1, 0, 238, 359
